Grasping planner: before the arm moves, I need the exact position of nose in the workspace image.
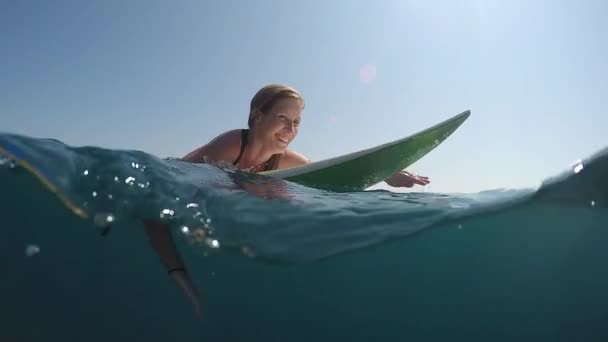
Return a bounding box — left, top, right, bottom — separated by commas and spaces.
284, 121, 296, 133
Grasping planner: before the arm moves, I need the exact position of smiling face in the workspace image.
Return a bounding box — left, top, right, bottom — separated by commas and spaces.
252, 97, 303, 153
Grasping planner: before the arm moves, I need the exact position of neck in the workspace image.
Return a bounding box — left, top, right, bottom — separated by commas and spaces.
240, 129, 276, 167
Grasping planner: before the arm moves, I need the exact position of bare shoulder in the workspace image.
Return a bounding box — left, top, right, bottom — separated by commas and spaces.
278, 149, 311, 169
182, 129, 242, 163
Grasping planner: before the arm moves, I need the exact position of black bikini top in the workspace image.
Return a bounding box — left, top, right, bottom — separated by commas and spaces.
232, 129, 280, 172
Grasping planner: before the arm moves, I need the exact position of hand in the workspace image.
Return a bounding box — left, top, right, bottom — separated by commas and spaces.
385, 171, 430, 188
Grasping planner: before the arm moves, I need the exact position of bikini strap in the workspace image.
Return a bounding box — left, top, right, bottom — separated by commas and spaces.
233, 129, 249, 165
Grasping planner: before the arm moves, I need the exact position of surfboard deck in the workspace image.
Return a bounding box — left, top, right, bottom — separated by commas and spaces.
261, 110, 471, 192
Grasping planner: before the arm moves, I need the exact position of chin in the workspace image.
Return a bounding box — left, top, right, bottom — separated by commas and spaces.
273, 138, 291, 150
275, 144, 289, 153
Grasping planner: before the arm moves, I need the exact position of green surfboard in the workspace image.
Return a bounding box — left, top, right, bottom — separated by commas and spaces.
261, 110, 471, 192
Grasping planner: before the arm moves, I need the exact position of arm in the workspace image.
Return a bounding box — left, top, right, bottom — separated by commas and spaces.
182, 130, 240, 163
278, 149, 311, 169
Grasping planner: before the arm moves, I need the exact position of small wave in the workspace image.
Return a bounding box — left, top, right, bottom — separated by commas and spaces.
0, 133, 606, 264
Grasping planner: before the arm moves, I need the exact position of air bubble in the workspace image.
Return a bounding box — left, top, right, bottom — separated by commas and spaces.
25, 244, 40, 257
160, 208, 175, 219
241, 246, 255, 258
207, 239, 220, 249
94, 213, 115, 227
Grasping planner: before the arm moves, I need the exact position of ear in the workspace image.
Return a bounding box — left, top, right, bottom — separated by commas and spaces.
251, 109, 263, 124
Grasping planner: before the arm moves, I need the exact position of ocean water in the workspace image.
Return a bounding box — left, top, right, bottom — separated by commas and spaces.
0, 133, 607, 341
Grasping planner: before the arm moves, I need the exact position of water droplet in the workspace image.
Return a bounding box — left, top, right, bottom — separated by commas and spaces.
181, 226, 190, 234
186, 203, 199, 209
573, 161, 584, 174
131, 162, 140, 169
125, 176, 135, 185
92, 191, 97, 197
25, 244, 40, 257
175, 197, 180, 201
591, 200, 596, 207
83, 169, 89, 176
114, 176, 120, 182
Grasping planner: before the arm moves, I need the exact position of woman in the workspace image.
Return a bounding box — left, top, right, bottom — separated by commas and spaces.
183, 84, 430, 188
144, 85, 430, 316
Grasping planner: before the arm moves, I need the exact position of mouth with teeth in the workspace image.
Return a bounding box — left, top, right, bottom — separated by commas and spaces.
275, 134, 290, 145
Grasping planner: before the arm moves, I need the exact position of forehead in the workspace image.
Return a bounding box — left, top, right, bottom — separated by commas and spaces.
269, 97, 303, 114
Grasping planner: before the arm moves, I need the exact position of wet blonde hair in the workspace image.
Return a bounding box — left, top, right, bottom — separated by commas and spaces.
248, 84, 305, 128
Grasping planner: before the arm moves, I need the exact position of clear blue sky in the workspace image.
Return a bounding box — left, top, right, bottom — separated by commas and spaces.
1, 0, 606, 193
